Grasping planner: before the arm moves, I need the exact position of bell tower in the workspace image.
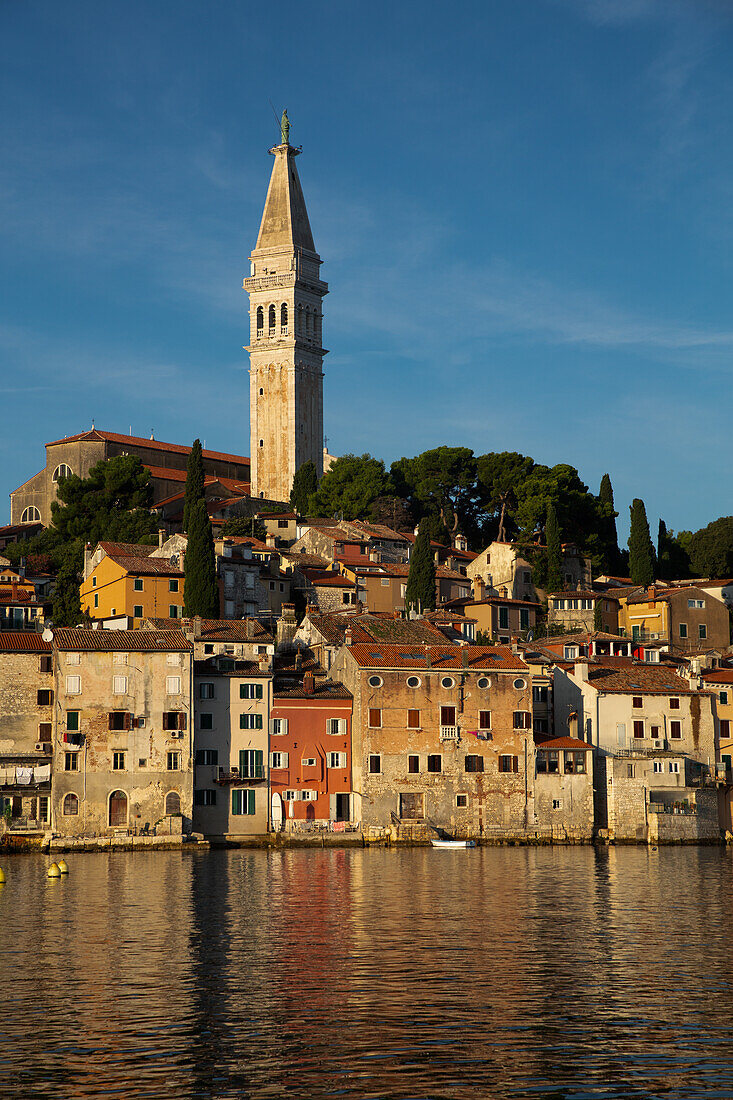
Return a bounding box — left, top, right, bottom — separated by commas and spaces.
244, 111, 328, 502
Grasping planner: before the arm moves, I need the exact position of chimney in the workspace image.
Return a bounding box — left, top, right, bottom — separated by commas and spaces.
473, 576, 486, 601
295, 650, 302, 671
246, 618, 255, 639
158, 528, 165, 549
424, 643, 432, 669
193, 615, 202, 639
345, 627, 353, 647
11, 580, 18, 601
277, 603, 298, 649
575, 660, 589, 682
266, 533, 277, 548
648, 585, 657, 599
303, 671, 315, 695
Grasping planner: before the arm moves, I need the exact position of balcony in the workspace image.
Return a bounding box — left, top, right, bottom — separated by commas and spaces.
440, 726, 460, 742
215, 765, 266, 785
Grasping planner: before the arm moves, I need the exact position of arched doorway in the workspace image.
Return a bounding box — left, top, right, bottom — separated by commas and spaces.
109, 790, 127, 827
165, 791, 181, 816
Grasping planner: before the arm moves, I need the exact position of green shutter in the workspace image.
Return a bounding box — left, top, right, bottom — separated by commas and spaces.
239, 750, 247, 776
256, 684, 263, 700
255, 749, 263, 778
231, 789, 239, 814
239, 713, 245, 729
256, 713, 263, 729
247, 789, 255, 815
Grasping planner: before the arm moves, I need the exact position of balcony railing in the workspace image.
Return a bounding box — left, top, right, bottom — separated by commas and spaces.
215, 765, 265, 785
440, 726, 459, 742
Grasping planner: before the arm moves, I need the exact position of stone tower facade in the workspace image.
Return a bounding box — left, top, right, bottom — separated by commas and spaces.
244, 135, 327, 502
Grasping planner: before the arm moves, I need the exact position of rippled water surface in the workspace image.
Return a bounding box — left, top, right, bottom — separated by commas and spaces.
2, 846, 733, 1098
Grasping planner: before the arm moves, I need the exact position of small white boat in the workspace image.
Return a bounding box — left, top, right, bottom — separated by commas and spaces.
431, 838, 476, 849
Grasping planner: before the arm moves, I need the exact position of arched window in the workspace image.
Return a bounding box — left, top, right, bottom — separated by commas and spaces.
256, 306, 264, 336
165, 791, 181, 816
268, 305, 276, 335
297, 304, 303, 332
52, 464, 72, 482
63, 793, 79, 816
306, 309, 312, 336
280, 303, 288, 335
313, 312, 320, 341
20, 507, 40, 524
109, 790, 128, 827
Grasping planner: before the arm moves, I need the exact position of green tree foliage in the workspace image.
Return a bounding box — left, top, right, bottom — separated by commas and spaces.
220, 515, 267, 542
391, 447, 481, 544
368, 495, 414, 532
290, 460, 318, 516
680, 517, 733, 578
545, 502, 563, 593
183, 439, 204, 533
52, 544, 85, 627
405, 521, 436, 612
307, 454, 392, 520
657, 519, 690, 581
628, 499, 656, 587
50, 455, 156, 548
476, 451, 535, 541
184, 498, 219, 618
597, 474, 620, 574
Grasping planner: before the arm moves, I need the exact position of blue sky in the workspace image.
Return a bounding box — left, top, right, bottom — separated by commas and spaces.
2, 0, 733, 542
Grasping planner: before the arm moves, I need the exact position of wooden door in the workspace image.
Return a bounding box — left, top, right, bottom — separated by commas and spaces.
109, 791, 127, 827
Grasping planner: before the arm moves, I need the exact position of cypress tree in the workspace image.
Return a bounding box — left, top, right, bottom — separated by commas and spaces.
290, 460, 318, 516
405, 521, 436, 613
183, 439, 205, 533
598, 473, 619, 573
546, 502, 563, 593
184, 498, 219, 618
593, 598, 603, 632
628, 498, 656, 587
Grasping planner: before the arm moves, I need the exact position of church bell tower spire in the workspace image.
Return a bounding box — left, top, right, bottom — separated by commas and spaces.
244, 111, 328, 502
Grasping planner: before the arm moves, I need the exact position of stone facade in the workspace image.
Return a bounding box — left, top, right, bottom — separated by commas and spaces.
245, 140, 327, 502
533, 737, 594, 841
0, 636, 53, 833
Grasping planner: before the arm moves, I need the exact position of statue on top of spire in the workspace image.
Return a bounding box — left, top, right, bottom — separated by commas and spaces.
280, 108, 290, 147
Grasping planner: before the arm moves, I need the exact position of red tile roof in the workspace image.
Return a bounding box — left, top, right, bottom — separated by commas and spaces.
144, 617, 274, 643
98, 541, 156, 558
535, 736, 591, 751
104, 553, 184, 577
274, 681, 352, 700
701, 670, 733, 685
346, 643, 527, 671
47, 428, 250, 467
581, 660, 696, 694
304, 569, 356, 588
0, 632, 51, 652
54, 628, 190, 651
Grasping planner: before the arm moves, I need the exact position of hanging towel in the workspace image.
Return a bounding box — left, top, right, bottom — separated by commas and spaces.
16, 767, 32, 785
34, 764, 51, 783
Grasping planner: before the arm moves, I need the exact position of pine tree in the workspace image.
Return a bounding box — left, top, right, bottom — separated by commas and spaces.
290, 460, 318, 516
183, 439, 204, 533
405, 521, 436, 613
52, 545, 84, 626
598, 473, 619, 573
184, 498, 219, 618
628, 498, 656, 587
546, 502, 563, 593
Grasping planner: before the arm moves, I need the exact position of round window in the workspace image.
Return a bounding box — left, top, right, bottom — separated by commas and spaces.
477, 676, 490, 689
441, 676, 455, 689
406, 676, 421, 688
368, 675, 383, 688
513, 678, 526, 690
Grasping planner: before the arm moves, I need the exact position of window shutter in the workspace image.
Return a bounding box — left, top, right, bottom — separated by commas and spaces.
256, 684, 263, 700
256, 714, 263, 729
124, 712, 132, 731
513, 756, 519, 773
255, 749, 263, 774
231, 789, 239, 814
179, 713, 187, 731
239, 750, 247, 776
248, 789, 255, 815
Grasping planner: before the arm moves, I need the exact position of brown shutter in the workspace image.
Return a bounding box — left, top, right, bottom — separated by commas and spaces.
513, 756, 519, 773
108, 712, 115, 730
178, 713, 187, 731
163, 712, 170, 730
124, 712, 132, 731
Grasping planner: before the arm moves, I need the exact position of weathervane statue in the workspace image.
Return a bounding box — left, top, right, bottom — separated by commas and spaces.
280, 108, 290, 146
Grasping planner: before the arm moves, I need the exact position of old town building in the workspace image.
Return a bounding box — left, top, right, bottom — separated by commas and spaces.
0, 633, 53, 834
617, 585, 730, 655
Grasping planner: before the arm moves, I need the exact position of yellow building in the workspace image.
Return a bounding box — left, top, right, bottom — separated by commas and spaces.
81, 543, 184, 627
702, 669, 733, 831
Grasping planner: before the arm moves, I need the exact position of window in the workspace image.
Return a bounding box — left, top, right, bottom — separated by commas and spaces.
284, 790, 297, 802
66, 652, 80, 665
407, 709, 420, 729
327, 718, 347, 736
440, 706, 456, 726
368, 755, 381, 774
21, 507, 40, 523
65, 676, 81, 695
669, 698, 680, 710
194, 789, 217, 807
195, 749, 218, 765
270, 718, 288, 735
721, 691, 729, 705
109, 711, 131, 731
199, 683, 215, 700
456, 794, 468, 808
134, 605, 143, 618
513, 711, 531, 730
168, 605, 180, 618
547, 751, 559, 774
113, 652, 126, 664
520, 609, 529, 630
427, 754, 442, 773
63, 793, 79, 815
37, 722, 51, 743
368, 675, 383, 688
406, 676, 421, 688
369, 708, 382, 728
66, 711, 79, 732
699, 624, 707, 640
299, 790, 317, 801
232, 789, 256, 815
327, 752, 347, 769
513, 679, 526, 690
669, 720, 682, 739
166, 676, 181, 695
565, 751, 586, 774
269, 752, 288, 769
40, 654, 52, 674
552, 799, 562, 811
240, 683, 263, 700
52, 463, 72, 482
477, 677, 490, 689
169, 579, 179, 593
498, 607, 509, 630
65, 752, 78, 772
113, 752, 126, 771
536, 753, 547, 774
679, 623, 688, 639
199, 713, 213, 730
465, 755, 484, 773
633, 721, 644, 739
499, 755, 519, 773
92, 576, 97, 588
479, 710, 491, 730
408, 755, 419, 773
269, 304, 276, 332
225, 600, 235, 617
669, 760, 680, 774
441, 676, 455, 689
653, 760, 664, 773
632, 697, 642, 708
163, 712, 186, 731
688, 598, 705, 609
302, 757, 317, 768
720, 720, 730, 739
133, 578, 144, 592
113, 676, 127, 695
399, 792, 424, 819
240, 713, 263, 730
240, 749, 264, 778
167, 752, 181, 771
650, 725, 660, 740
256, 305, 264, 334
94, 594, 99, 608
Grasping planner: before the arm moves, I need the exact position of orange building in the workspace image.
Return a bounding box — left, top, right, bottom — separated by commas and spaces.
80, 543, 183, 626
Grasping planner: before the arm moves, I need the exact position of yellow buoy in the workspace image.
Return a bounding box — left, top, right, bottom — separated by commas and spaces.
58, 859, 69, 874
47, 862, 61, 879
0, 867, 6, 885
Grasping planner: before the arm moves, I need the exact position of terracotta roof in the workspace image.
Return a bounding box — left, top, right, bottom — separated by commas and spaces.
98, 541, 156, 558
0, 589, 37, 605
303, 569, 356, 588
0, 522, 43, 536
340, 521, 410, 542
582, 660, 696, 694
0, 632, 52, 652
346, 643, 528, 671
258, 511, 296, 520
701, 670, 733, 685
103, 552, 183, 577
54, 628, 190, 651
549, 590, 617, 602
461, 596, 540, 609
145, 617, 274, 643
47, 428, 250, 467
535, 736, 591, 751
194, 658, 270, 677
274, 681, 352, 700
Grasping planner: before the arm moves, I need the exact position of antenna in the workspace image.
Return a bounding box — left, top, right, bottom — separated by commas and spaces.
268, 99, 281, 130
